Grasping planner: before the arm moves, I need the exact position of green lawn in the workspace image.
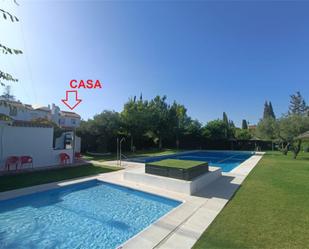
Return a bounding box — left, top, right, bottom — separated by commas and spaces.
0, 149, 179, 193
133, 149, 182, 157
148, 159, 206, 169
0, 164, 119, 192
193, 151, 309, 249
83, 148, 181, 162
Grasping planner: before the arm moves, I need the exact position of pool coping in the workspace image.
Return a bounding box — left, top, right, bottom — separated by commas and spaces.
0, 152, 265, 249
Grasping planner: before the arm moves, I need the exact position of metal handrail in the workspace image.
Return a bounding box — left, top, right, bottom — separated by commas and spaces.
116, 137, 126, 167
120, 153, 128, 159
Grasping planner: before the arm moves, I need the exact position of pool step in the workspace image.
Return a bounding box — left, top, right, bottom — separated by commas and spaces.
123, 166, 222, 195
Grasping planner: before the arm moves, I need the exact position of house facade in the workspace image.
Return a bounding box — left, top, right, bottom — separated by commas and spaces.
0, 100, 81, 128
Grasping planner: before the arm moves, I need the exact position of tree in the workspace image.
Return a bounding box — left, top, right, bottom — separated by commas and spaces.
77, 111, 122, 152
0, 85, 15, 101
263, 101, 269, 119
242, 119, 248, 130
148, 96, 170, 150
289, 91, 307, 116
222, 112, 229, 138
268, 101, 276, 119
256, 118, 278, 141
1, 2, 22, 87
121, 96, 150, 151
170, 102, 190, 149
235, 128, 252, 140
263, 101, 276, 119
223, 112, 229, 126
202, 120, 229, 140
278, 115, 309, 158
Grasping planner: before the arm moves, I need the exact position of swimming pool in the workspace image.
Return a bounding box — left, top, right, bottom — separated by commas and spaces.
0, 180, 181, 249
129, 150, 254, 172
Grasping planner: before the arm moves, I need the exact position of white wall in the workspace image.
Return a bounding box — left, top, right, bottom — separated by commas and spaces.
0, 125, 73, 170
59, 117, 80, 128
75, 136, 81, 153
124, 167, 222, 195
0, 104, 31, 121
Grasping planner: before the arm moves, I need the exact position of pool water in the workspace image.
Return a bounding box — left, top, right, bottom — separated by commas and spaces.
0, 180, 181, 249
130, 151, 253, 172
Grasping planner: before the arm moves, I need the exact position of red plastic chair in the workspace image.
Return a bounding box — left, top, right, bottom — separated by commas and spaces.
59, 153, 70, 165
5, 156, 19, 171
20, 156, 33, 169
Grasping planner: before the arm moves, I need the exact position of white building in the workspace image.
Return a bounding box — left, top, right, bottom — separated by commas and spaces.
0, 100, 81, 128
0, 100, 82, 171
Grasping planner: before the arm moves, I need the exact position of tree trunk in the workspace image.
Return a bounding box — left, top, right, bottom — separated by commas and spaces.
176, 133, 179, 150
282, 143, 289, 155
176, 139, 179, 150
130, 136, 134, 152
293, 140, 302, 159
159, 136, 162, 150
272, 142, 274, 151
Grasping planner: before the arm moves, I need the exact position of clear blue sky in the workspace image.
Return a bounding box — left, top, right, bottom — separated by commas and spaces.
2, 0, 309, 126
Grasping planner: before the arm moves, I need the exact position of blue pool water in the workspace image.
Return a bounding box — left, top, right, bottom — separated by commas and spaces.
0, 180, 181, 249
130, 151, 254, 172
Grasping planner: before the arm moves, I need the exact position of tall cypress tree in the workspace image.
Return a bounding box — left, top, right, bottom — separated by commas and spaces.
242, 119, 248, 129
263, 101, 276, 119
223, 112, 229, 126
268, 101, 276, 119
222, 112, 229, 138
263, 101, 270, 119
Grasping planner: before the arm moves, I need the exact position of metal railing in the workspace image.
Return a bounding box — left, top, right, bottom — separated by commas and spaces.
116, 137, 126, 167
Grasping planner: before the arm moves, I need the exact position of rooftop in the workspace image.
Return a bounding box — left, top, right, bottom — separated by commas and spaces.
60, 111, 81, 118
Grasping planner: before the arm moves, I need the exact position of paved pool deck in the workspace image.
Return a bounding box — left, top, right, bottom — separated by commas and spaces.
0, 153, 264, 249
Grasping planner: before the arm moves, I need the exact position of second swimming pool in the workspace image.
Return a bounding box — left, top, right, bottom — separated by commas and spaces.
129, 150, 254, 172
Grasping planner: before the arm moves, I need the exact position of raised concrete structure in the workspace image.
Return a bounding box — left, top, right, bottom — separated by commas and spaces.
124, 166, 222, 195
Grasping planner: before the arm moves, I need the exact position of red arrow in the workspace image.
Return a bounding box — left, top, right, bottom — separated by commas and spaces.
61, 90, 82, 110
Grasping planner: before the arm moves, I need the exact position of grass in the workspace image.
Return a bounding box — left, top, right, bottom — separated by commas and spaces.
193, 151, 309, 249
148, 159, 206, 169
0, 164, 119, 192
0, 149, 180, 193
134, 149, 183, 157
83, 148, 181, 162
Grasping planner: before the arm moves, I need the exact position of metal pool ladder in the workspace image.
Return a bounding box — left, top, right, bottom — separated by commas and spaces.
116, 137, 127, 167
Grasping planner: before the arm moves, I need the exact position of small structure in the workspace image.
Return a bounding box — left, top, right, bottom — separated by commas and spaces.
296, 131, 309, 140
124, 160, 221, 195
145, 159, 209, 181
0, 99, 82, 172
0, 123, 74, 171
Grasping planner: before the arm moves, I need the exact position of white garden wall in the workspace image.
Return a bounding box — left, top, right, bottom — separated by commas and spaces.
0, 125, 73, 171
